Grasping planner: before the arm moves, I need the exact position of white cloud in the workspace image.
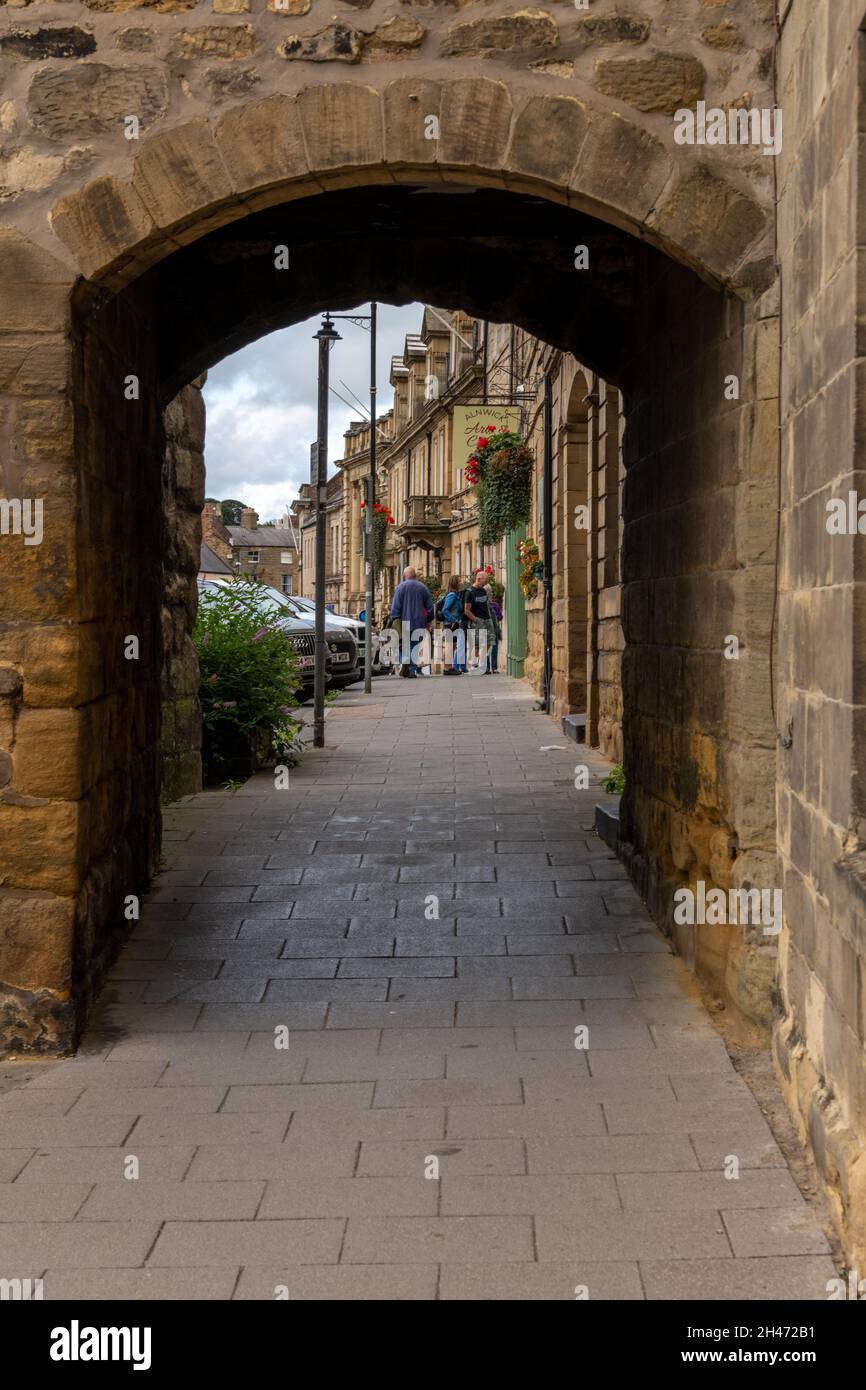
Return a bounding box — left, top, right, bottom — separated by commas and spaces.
203, 302, 424, 518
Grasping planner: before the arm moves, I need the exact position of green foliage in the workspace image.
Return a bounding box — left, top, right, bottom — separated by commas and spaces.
222, 778, 244, 793
468, 431, 533, 546
601, 763, 626, 795
194, 578, 301, 777
372, 509, 389, 572
487, 577, 505, 603
217, 498, 251, 526
422, 573, 444, 598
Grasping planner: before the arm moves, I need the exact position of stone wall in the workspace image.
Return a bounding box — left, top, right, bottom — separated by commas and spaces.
619, 253, 780, 1031
0, 0, 776, 304
773, 0, 866, 1269
160, 378, 204, 804
592, 379, 624, 762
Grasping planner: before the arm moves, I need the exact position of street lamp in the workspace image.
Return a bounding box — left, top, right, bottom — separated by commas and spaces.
313, 313, 341, 748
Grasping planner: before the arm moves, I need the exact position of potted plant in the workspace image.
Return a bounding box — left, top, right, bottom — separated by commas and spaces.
516, 537, 544, 599
361, 499, 395, 572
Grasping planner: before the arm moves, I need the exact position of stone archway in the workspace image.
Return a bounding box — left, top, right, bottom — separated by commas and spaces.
0, 68, 779, 1054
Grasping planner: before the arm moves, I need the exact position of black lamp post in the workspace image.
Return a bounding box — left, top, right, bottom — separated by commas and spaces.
313, 313, 341, 748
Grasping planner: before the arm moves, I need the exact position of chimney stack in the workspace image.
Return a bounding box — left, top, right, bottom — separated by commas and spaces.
240, 507, 258, 529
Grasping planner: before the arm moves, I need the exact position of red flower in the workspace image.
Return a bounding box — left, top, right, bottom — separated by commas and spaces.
485, 425, 496, 433
477, 438, 489, 449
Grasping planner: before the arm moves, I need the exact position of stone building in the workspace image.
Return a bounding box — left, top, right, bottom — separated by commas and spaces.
0, 0, 864, 1271
201, 502, 298, 594
292, 472, 345, 610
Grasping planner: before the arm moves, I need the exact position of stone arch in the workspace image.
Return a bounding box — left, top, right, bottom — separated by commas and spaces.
0, 69, 781, 1054
47, 80, 773, 299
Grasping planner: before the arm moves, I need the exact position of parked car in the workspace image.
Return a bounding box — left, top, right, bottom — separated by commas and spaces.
289, 595, 393, 676
196, 579, 359, 698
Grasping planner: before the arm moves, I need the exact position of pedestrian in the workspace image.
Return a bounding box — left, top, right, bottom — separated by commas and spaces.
440, 575, 467, 674
488, 591, 503, 674
463, 570, 497, 673
389, 565, 434, 678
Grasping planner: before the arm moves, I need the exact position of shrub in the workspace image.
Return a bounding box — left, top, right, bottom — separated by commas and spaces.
194, 579, 301, 781
601, 763, 626, 795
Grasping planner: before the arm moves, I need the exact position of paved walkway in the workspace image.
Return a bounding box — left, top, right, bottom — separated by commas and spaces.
0, 675, 836, 1300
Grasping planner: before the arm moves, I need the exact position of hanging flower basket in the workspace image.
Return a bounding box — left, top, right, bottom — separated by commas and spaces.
360, 500, 395, 572
465, 426, 533, 545
516, 537, 543, 600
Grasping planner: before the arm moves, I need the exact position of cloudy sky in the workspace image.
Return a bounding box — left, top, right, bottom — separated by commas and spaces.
202, 302, 424, 523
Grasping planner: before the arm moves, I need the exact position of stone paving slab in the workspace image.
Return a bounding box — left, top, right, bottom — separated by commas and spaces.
0, 676, 835, 1300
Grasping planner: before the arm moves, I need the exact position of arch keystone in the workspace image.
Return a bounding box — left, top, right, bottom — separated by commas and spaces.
383, 77, 445, 175
296, 84, 386, 189
131, 119, 234, 233
438, 78, 512, 184
215, 94, 315, 209
505, 94, 589, 199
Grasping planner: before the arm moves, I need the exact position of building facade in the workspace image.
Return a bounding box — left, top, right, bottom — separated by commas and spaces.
201, 502, 298, 595
301, 306, 625, 760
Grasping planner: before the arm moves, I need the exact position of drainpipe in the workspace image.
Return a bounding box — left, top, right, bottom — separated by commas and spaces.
542, 371, 553, 713
482, 321, 489, 405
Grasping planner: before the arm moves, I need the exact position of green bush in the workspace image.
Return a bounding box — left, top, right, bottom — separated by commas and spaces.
601, 763, 626, 795
194, 579, 302, 780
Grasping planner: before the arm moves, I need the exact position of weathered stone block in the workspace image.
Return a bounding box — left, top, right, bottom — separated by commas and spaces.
507, 95, 588, 188
23, 626, 103, 707
573, 111, 671, 230
132, 120, 234, 229
168, 25, 258, 60
50, 176, 157, 281
81, 0, 196, 8
297, 83, 382, 173
438, 78, 513, 174
1, 27, 96, 59
0, 800, 83, 895
0, 891, 75, 992
650, 167, 767, 281
441, 8, 558, 58
13, 707, 89, 800
277, 23, 362, 62
215, 93, 308, 195
573, 14, 650, 47
27, 64, 169, 140
115, 26, 156, 50
702, 20, 743, 51
594, 54, 705, 114
362, 16, 425, 59
383, 77, 444, 169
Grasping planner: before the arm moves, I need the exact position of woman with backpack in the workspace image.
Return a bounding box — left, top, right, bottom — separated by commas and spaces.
439, 575, 467, 674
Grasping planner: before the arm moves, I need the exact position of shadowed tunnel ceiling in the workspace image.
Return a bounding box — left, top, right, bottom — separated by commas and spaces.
85, 183, 719, 401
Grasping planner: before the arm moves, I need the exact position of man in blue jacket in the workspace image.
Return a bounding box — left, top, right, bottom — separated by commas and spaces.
389, 566, 434, 678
